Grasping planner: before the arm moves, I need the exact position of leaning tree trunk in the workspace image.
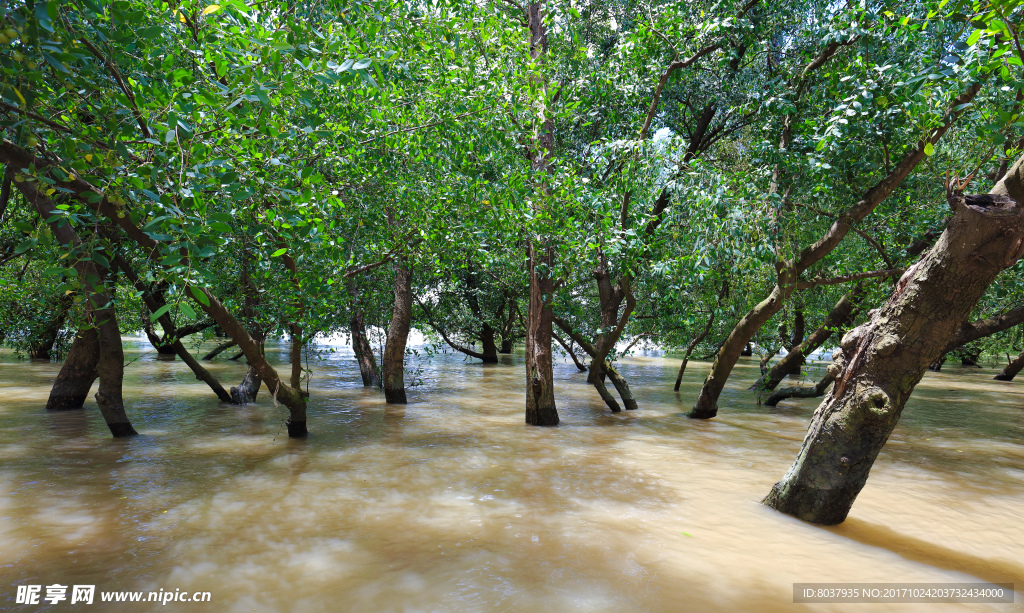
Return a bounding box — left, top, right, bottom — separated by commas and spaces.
765, 370, 836, 407
382, 263, 413, 404
350, 310, 382, 387
46, 326, 99, 410
995, 347, 1024, 381
764, 166, 1024, 525
753, 285, 865, 391
230, 366, 262, 403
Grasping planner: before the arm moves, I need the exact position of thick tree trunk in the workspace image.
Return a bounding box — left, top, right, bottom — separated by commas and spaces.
480, 324, 499, 363
522, 1, 559, 426
764, 166, 1024, 525
383, 263, 413, 404
740, 343, 753, 356
753, 285, 865, 391
525, 241, 559, 426
46, 326, 99, 410
350, 310, 381, 387
500, 337, 514, 354
995, 347, 1024, 381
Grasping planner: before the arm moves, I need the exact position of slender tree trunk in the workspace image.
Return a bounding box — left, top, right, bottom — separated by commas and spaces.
753, 285, 865, 391
522, 0, 559, 426
995, 347, 1024, 381
525, 242, 559, 425
46, 326, 99, 410
350, 310, 382, 387
691, 282, 792, 417
788, 309, 806, 374
764, 164, 1024, 525
113, 253, 233, 402
765, 370, 836, 406
676, 308, 718, 391
605, 361, 637, 410
202, 340, 236, 361
553, 332, 588, 372
383, 263, 412, 404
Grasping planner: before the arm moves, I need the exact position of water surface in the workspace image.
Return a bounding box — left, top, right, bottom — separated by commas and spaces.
0, 340, 1021, 611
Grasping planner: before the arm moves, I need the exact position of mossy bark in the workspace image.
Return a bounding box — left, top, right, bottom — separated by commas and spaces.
764, 163, 1024, 525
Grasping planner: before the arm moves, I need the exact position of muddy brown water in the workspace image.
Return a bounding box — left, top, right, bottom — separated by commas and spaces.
0, 339, 1022, 612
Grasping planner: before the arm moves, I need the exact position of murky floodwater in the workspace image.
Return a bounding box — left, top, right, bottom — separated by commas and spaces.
0, 338, 1022, 612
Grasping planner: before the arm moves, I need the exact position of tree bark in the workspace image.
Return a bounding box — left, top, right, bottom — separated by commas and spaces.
995, 347, 1024, 381
350, 310, 382, 387
764, 161, 1024, 525
46, 326, 99, 410
230, 366, 262, 403
691, 81, 983, 419
753, 285, 865, 391
383, 263, 412, 404
522, 0, 559, 427
674, 307, 715, 391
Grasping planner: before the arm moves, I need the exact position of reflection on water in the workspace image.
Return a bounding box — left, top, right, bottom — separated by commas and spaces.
0, 340, 1022, 612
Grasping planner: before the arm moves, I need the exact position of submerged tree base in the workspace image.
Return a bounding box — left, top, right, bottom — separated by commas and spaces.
287, 420, 308, 438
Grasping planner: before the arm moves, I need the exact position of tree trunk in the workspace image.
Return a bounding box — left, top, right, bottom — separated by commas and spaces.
788, 309, 806, 374
605, 361, 637, 410
383, 263, 412, 404
995, 347, 1024, 381
753, 285, 865, 391
525, 241, 559, 425
10, 168, 136, 436
350, 310, 381, 387
500, 337, 514, 354
764, 165, 1024, 525
112, 252, 233, 402
740, 343, 753, 356
46, 326, 99, 410
202, 340, 236, 361
230, 366, 262, 403
691, 282, 792, 418
522, 1, 559, 426
480, 324, 499, 363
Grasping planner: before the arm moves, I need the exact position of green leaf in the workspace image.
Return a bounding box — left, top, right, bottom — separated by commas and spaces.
924, 142, 934, 156
190, 285, 210, 306
150, 304, 173, 322
271, 248, 288, 257
179, 302, 197, 320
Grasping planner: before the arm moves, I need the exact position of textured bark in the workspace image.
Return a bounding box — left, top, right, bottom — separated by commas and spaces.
46, 326, 99, 410
525, 242, 559, 425
522, 1, 559, 427
350, 310, 381, 387
942, 305, 1024, 353
230, 366, 262, 403
753, 285, 865, 391
383, 263, 412, 404
764, 161, 1024, 525
995, 347, 1024, 381
692, 82, 983, 419
765, 370, 836, 406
